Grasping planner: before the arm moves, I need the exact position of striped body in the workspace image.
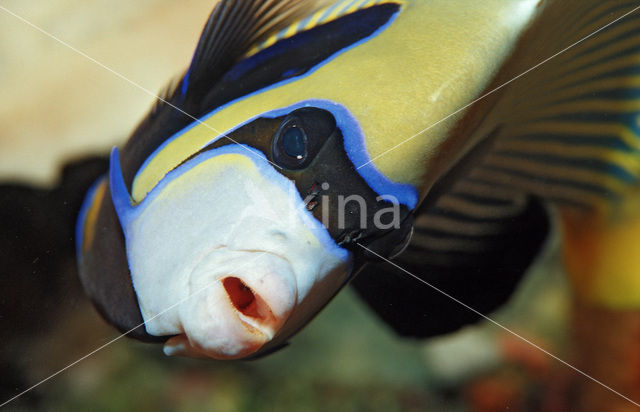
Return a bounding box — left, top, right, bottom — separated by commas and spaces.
128, 0, 538, 204
475, 0, 640, 214
369, 0, 640, 312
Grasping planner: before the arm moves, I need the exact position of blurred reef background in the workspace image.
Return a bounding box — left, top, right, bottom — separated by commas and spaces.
0, 1, 572, 410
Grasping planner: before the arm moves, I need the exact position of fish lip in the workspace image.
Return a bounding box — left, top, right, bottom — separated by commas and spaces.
182, 247, 298, 357
221, 274, 291, 342
237, 315, 275, 340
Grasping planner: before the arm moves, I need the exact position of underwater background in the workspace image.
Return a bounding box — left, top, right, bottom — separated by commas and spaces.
0, 1, 573, 410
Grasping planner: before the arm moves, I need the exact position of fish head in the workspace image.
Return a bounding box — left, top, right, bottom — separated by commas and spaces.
110, 103, 416, 359
72, 0, 418, 360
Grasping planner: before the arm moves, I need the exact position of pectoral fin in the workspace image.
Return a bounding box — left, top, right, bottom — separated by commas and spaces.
352, 186, 550, 338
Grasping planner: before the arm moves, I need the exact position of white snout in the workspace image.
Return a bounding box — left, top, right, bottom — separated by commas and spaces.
164, 251, 297, 359
120, 148, 350, 359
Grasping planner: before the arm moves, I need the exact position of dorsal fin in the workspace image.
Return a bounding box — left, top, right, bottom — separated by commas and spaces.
245, 0, 401, 57
121, 0, 328, 186
181, 0, 329, 104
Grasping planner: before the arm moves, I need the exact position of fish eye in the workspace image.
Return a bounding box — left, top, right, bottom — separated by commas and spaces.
273, 118, 308, 169
282, 126, 306, 160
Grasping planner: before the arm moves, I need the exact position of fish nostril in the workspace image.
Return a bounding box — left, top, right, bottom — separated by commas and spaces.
223, 277, 261, 318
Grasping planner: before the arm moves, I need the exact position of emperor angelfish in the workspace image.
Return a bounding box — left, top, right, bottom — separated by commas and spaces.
77, 0, 640, 360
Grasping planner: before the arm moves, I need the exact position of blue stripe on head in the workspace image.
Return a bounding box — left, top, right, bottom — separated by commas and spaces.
193, 100, 419, 208
134, 6, 403, 195
116, 143, 351, 263
110, 147, 140, 232
313, 101, 420, 209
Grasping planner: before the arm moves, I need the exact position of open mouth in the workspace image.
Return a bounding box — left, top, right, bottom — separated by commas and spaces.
221, 275, 283, 340
223, 276, 261, 318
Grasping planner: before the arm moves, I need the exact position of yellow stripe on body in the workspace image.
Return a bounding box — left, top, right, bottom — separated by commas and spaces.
505, 121, 640, 152
514, 74, 640, 111
302, 8, 328, 30
488, 14, 640, 118
494, 139, 640, 179
470, 168, 608, 210
327, 0, 356, 19
563, 1, 624, 38
528, 53, 640, 98
563, 15, 640, 56
470, 2, 640, 300
548, 1, 623, 45
246, 0, 390, 57
282, 20, 302, 38
132, 0, 539, 202
540, 3, 640, 63
562, 199, 640, 307
514, 100, 640, 124
342, 0, 369, 15
82, 179, 107, 253
518, 76, 640, 111
482, 153, 631, 195
477, 118, 640, 211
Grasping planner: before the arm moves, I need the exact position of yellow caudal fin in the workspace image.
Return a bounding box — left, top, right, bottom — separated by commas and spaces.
561, 199, 640, 308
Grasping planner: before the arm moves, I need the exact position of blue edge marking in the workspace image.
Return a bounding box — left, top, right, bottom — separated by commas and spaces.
110, 145, 351, 264
135, 4, 416, 206
105, 3, 416, 264
129, 97, 418, 209
75, 174, 107, 264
